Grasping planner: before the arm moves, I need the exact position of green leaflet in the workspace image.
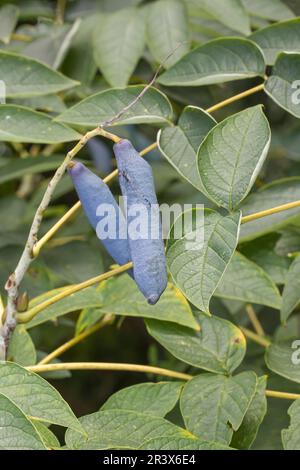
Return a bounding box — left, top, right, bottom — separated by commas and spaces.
0, 362, 83, 432
167, 208, 241, 313
158, 105, 216, 191
0, 394, 46, 450
251, 18, 300, 65
180, 372, 257, 445
146, 313, 246, 375
0, 50, 78, 97
56, 85, 173, 127
0, 105, 81, 143
158, 38, 265, 86
101, 382, 183, 417
198, 106, 271, 211
265, 52, 300, 118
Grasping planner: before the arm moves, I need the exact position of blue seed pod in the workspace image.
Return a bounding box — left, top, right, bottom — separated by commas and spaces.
68, 161, 131, 269
113, 139, 167, 305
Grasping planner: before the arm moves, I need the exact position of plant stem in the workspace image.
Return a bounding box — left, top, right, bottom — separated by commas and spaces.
206, 83, 265, 114
10, 33, 32, 42
27, 362, 193, 381
26, 361, 300, 400
17, 262, 132, 324
245, 304, 265, 337
56, 0, 67, 24
240, 327, 271, 348
38, 315, 114, 365
241, 200, 300, 224
265, 390, 300, 401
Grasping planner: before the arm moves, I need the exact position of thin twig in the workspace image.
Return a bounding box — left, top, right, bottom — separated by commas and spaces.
56, 0, 67, 24
38, 314, 114, 365
245, 304, 265, 337
206, 83, 265, 114
240, 327, 271, 348
241, 200, 300, 224
99, 44, 184, 129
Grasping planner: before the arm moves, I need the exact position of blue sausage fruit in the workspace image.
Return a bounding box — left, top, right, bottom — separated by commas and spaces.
113, 139, 167, 304
68, 161, 131, 269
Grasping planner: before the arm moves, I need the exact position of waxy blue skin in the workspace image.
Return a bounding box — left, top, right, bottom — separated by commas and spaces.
68, 161, 131, 269
113, 139, 167, 305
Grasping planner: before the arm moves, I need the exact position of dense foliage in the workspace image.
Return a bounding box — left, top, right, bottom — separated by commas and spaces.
0, 0, 300, 451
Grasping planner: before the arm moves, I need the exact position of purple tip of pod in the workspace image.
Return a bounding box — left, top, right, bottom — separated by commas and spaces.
147, 293, 162, 305
114, 139, 136, 157
115, 139, 131, 149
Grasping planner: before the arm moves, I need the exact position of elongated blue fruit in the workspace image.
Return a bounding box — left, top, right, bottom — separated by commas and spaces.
68, 161, 131, 269
113, 139, 167, 305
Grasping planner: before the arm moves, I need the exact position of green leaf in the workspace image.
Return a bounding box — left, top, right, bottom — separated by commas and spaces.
146, 313, 246, 374
231, 376, 267, 449
56, 85, 173, 127
0, 105, 82, 143
146, 0, 190, 68
265, 52, 300, 118
7, 326, 36, 366
0, 362, 83, 432
22, 20, 80, 69
94, 8, 145, 87
77, 275, 199, 332
250, 18, 300, 65
158, 106, 216, 190
157, 38, 265, 87
0, 155, 64, 184
198, 106, 271, 211
186, 0, 250, 35
31, 421, 61, 449
265, 342, 300, 384
240, 234, 290, 285
0, 51, 78, 98
0, 4, 19, 44
281, 256, 300, 323
240, 177, 300, 242
13, 94, 66, 113
141, 436, 233, 450
215, 252, 282, 309
0, 394, 46, 450
180, 372, 257, 445
101, 382, 183, 417
282, 400, 300, 450
241, 0, 295, 21
167, 208, 241, 313
65, 409, 194, 450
